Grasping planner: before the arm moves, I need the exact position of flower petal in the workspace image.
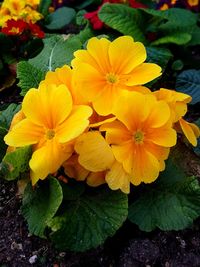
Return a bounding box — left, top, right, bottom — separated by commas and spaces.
4, 118, 44, 147
30, 139, 72, 185
22, 83, 73, 128
147, 126, 177, 147
126, 63, 162, 86
75, 131, 115, 172
57, 105, 92, 143
179, 118, 199, 146
86, 171, 105, 187
109, 36, 146, 74
106, 161, 130, 194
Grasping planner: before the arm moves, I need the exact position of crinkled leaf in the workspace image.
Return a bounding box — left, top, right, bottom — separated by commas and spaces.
21, 177, 63, 238
188, 26, 200, 46
176, 69, 200, 104
45, 7, 76, 30
146, 46, 173, 70
151, 32, 191, 46
50, 183, 128, 251
0, 146, 32, 181
29, 35, 82, 72
17, 61, 45, 96
141, 8, 197, 32
128, 159, 200, 232
98, 3, 146, 43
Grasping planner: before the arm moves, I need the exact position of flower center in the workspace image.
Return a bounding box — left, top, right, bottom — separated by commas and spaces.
133, 131, 144, 144
106, 73, 118, 84
46, 129, 55, 140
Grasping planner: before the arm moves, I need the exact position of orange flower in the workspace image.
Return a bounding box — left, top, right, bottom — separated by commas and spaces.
4, 83, 92, 185
100, 90, 176, 185
72, 36, 162, 115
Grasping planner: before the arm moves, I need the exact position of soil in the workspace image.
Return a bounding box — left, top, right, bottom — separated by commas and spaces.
1, 177, 200, 267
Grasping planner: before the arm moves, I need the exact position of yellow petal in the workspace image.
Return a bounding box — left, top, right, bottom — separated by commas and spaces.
109, 36, 146, 74
100, 120, 131, 144
126, 63, 162, 86
63, 154, 89, 181
75, 131, 115, 172
145, 100, 171, 128
87, 37, 111, 73
179, 118, 199, 146
147, 126, 177, 147
57, 105, 92, 143
106, 161, 130, 194
130, 146, 160, 185
22, 84, 73, 128
93, 85, 120, 115
30, 139, 72, 185
73, 63, 105, 101
112, 90, 150, 131
4, 119, 44, 147
87, 171, 105, 187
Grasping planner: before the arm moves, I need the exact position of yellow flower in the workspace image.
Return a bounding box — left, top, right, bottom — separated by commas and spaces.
4, 83, 92, 185
75, 131, 132, 193
176, 118, 200, 146
42, 65, 88, 105
100, 90, 176, 185
63, 154, 106, 187
2, 0, 26, 15
72, 36, 162, 115
153, 88, 191, 123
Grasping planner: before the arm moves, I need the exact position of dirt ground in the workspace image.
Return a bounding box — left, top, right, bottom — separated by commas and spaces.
1, 177, 200, 267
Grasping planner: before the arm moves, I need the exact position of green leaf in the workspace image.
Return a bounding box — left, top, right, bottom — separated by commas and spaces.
29, 35, 82, 72
45, 7, 76, 30
0, 127, 8, 162
0, 146, 32, 180
98, 3, 146, 43
39, 0, 51, 17
21, 177, 63, 238
141, 8, 197, 32
151, 32, 191, 45
0, 104, 20, 130
188, 25, 200, 46
0, 104, 20, 162
17, 61, 45, 96
146, 46, 173, 70
128, 159, 200, 232
176, 69, 200, 104
50, 184, 128, 251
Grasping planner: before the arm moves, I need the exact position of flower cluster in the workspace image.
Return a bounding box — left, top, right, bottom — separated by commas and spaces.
0, 0, 43, 27
1, 18, 44, 38
157, 0, 200, 11
84, 0, 146, 30
4, 36, 200, 193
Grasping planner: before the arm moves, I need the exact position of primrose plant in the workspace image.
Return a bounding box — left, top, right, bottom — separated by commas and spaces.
0, 35, 200, 252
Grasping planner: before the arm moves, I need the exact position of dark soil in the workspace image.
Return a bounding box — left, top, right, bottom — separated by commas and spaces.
1, 177, 200, 267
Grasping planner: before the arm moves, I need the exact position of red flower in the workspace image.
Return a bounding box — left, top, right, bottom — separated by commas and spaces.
84, 9, 104, 30
129, 0, 147, 8
1, 19, 27, 35
28, 22, 45, 38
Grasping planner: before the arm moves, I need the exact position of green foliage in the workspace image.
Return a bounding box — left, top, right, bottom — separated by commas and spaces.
98, 4, 146, 43
45, 7, 76, 30
39, 0, 52, 17
171, 60, 184, 71
21, 177, 63, 238
146, 47, 173, 70
29, 35, 82, 72
50, 182, 128, 251
176, 69, 200, 104
141, 8, 197, 32
128, 159, 200, 232
151, 32, 191, 45
17, 61, 46, 96
0, 104, 20, 162
0, 146, 32, 180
